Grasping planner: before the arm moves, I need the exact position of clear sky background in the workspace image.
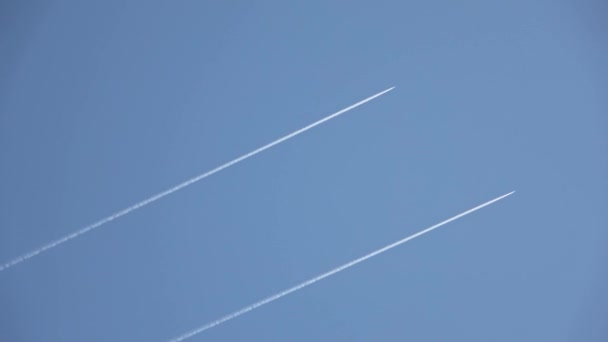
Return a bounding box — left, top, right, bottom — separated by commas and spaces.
1, 1, 606, 341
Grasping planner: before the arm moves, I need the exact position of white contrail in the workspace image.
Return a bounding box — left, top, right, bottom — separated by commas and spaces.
168, 191, 515, 342
0, 87, 395, 273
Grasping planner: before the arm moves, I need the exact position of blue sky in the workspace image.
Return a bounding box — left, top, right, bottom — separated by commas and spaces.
1, 1, 606, 341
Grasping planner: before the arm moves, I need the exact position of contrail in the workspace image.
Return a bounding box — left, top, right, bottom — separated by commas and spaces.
0, 87, 395, 273
168, 191, 515, 342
